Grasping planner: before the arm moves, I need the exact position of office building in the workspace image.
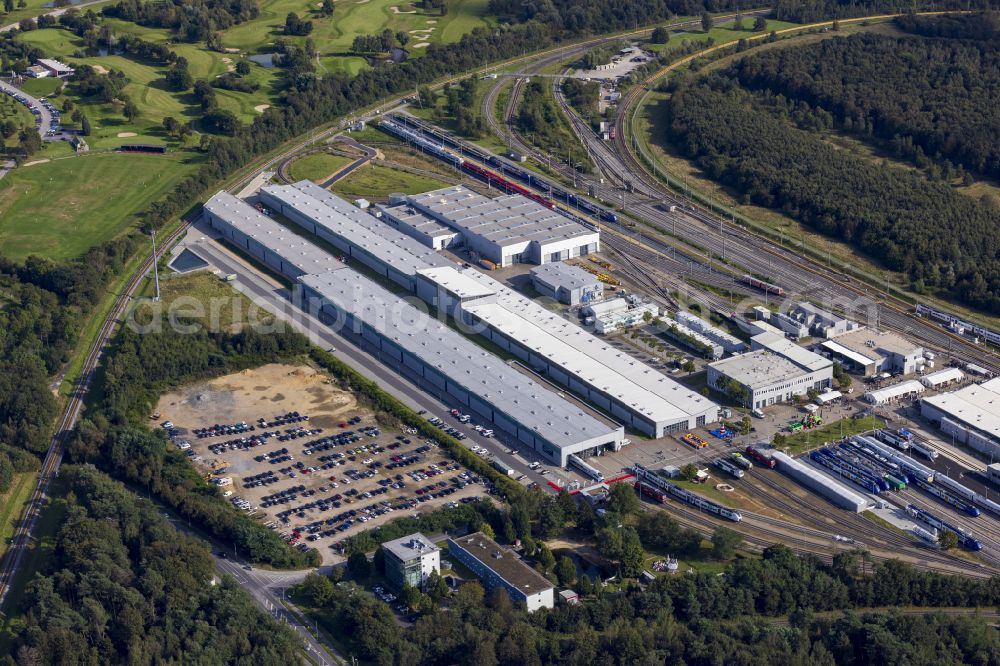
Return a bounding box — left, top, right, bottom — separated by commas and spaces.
818, 328, 924, 377
448, 533, 555, 612
382, 533, 440, 589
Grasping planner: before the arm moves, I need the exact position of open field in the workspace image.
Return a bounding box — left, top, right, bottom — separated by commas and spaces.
133, 270, 277, 333
330, 162, 449, 199
154, 363, 487, 564
0, 151, 200, 261
0, 472, 40, 565
289, 152, 354, 183
644, 19, 800, 55
781, 416, 885, 456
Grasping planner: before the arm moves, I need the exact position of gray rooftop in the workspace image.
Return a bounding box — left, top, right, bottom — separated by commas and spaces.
376, 201, 458, 239
710, 350, 811, 389
298, 270, 622, 450
751, 332, 833, 373
451, 532, 554, 595
530, 262, 600, 292
260, 181, 451, 275
203, 192, 348, 276
382, 533, 440, 562
831, 328, 922, 360
407, 186, 597, 248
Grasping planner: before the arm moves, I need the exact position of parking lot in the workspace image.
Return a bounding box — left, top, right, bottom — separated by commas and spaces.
155, 363, 489, 563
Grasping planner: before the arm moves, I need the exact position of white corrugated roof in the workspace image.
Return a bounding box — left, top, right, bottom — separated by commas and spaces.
922, 377, 1000, 439
919, 367, 964, 388
821, 339, 877, 367
753, 332, 832, 372
416, 266, 495, 299
864, 380, 925, 404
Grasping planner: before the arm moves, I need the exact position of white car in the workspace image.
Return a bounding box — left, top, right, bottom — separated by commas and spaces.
223, 490, 234, 497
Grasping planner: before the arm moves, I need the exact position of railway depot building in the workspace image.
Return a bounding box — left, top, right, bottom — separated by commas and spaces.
392, 185, 600, 267
529, 262, 603, 306
298, 269, 625, 467
818, 328, 925, 377
708, 332, 833, 409
921, 378, 1000, 458
417, 266, 719, 437
203, 192, 350, 280
259, 180, 451, 291
448, 533, 555, 612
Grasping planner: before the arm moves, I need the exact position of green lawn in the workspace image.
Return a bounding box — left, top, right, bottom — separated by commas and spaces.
780, 416, 886, 456
289, 152, 354, 183
0, 151, 201, 261
645, 19, 800, 55
17, 76, 64, 98
330, 163, 448, 199
0, 472, 39, 564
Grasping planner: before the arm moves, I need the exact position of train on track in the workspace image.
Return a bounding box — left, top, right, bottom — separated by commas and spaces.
632, 464, 742, 522
745, 445, 777, 469
634, 481, 668, 504
933, 472, 1000, 517
713, 457, 744, 479
380, 115, 620, 224
568, 454, 605, 483
740, 274, 785, 297
907, 504, 983, 551
911, 478, 981, 517
915, 303, 1000, 346
810, 449, 885, 494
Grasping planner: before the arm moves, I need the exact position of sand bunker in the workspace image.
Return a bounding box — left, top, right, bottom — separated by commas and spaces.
411, 42, 430, 48
22, 159, 50, 167
254, 104, 271, 113
92, 65, 109, 74
116, 132, 137, 138
389, 5, 415, 13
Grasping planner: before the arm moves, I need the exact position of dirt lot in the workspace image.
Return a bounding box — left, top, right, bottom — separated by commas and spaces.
155, 363, 488, 564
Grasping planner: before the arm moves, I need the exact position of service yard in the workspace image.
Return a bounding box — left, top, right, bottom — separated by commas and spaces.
155, 363, 487, 564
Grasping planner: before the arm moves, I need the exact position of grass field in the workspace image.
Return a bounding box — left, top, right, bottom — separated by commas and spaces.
0, 151, 201, 261
0, 472, 39, 564
288, 152, 353, 183
330, 162, 448, 199
16, 76, 63, 98
645, 19, 800, 55
781, 416, 885, 456
133, 270, 273, 332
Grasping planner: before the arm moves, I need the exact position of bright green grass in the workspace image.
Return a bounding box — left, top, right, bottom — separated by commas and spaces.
17, 76, 64, 98
0, 0, 114, 30
289, 152, 353, 182
645, 19, 800, 54
781, 416, 885, 456
0, 96, 33, 148
0, 472, 39, 564
0, 151, 200, 260
330, 162, 447, 199
15, 27, 80, 58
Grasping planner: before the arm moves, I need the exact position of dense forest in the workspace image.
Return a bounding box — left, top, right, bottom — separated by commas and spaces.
3, 465, 302, 665
515, 80, 592, 171
731, 28, 1000, 179
103, 0, 259, 42
771, 0, 1000, 22
295, 539, 1000, 665
664, 71, 1000, 313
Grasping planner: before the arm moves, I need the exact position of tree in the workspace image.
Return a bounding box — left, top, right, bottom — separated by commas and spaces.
733, 11, 744, 30
235, 60, 251, 75
426, 570, 449, 601
3, 0, 11, 13
680, 463, 699, 481
773, 433, 788, 448
620, 529, 645, 577
300, 572, 335, 606
701, 12, 713, 33
577, 573, 593, 596
122, 99, 139, 122
753, 15, 767, 31
555, 555, 577, 587
348, 551, 371, 578
320, 0, 334, 15
401, 583, 422, 610
537, 544, 556, 572
682, 360, 696, 373
651, 26, 669, 44
711, 526, 742, 560
80, 113, 92, 136
396, 30, 409, 47
417, 85, 435, 109
606, 482, 640, 516
739, 416, 752, 441
939, 530, 959, 550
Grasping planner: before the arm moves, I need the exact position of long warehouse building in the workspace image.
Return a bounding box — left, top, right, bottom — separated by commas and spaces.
203, 191, 349, 280
921, 378, 1000, 458
259, 180, 451, 291
417, 265, 719, 436
299, 269, 625, 466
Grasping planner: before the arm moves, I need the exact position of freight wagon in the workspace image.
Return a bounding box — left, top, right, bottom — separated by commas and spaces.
740, 274, 785, 297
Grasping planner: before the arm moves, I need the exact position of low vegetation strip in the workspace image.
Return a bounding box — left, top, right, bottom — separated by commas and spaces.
778, 416, 886, 456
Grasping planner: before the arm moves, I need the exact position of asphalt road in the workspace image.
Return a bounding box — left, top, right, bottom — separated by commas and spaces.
0, 80, 53, 137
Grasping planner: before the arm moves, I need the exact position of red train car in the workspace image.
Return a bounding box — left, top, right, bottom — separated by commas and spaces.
745, 445, 777, 469
740, 274, 785, 297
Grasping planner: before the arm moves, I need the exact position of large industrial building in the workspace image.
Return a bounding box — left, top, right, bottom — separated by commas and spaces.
448, 533, 555, 612
416, 266, 719, 437
389, 185, 600, 267
259, 180, 451, 291
818, 328, 924, 377
787, 302, 859, 339
298, 269, 625, 466
530, 262, 603, 305
203, 191, 349, 280
921, 378, 1000, 458
708, 331, 833, 409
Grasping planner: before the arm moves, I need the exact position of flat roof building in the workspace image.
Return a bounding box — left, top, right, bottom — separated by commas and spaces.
920, 367, 965, 389
674, 311, 747, 354
863, 379, 924, 405
788, 302, 858, 339
382, 533, 440, 590
298, 269, 624, 466
530, 262, 603, 306
418, 266, 718, 438
401, 186, 600, 267
374, 198, 461, 251
921, 378, 1000, 458
259, 181, 450, 291
448, 533, 555, 612
37, 58, 74, 77
819, 328, 924, 376
203, 191, 348, 280
709, 332, 833, 409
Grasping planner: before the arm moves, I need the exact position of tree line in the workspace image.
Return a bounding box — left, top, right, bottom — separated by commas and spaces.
3, 465, 303, 665
664, 72, 1000, 313
102, 0, 259, 42
771, 0, 1000, 23
731, 26, 1000, 180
